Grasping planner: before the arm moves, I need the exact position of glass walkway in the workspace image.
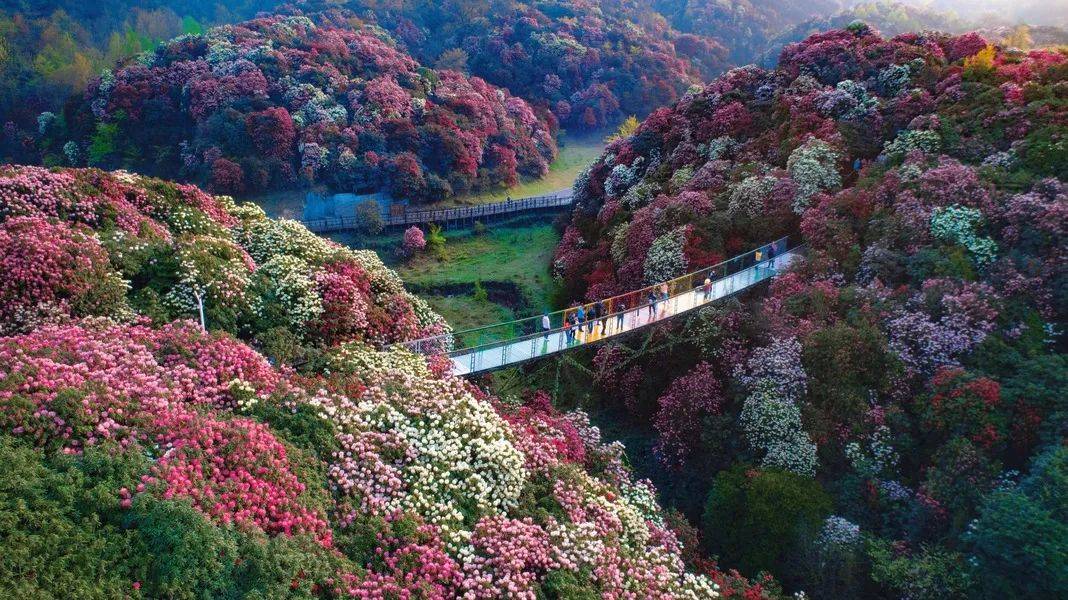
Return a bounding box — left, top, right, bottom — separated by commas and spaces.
397, 236, 803, 376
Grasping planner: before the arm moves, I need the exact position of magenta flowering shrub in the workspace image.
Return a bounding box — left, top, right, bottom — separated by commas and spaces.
148, 409, 331, 542
0, 320, 329, 542
400, 225, 426, 257
0, 216, 128, 333
654, 362, 724, 469
59, 15, 556, 202
551, 25, 1067, 594
0, 165, 448, 351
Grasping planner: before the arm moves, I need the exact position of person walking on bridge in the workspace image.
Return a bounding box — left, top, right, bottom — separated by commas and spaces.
702, 276, 713, 301
615, 300, 626, 331
595, 300, 607, 334
541, 312, 551, 339
576, 305, 587, 340
647, 291, 658, 319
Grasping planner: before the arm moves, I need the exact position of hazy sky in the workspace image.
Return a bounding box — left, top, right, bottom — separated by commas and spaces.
885, 0, 1068, 27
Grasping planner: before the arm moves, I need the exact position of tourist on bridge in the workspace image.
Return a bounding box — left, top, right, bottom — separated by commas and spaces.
615, 300, 626, 330
596, 300, 607, 334
647, 290, 658, 318
541, 312, 551, 339
586, 304, 596, 334
702, 277, 713, 301
575, 305, 587, 339
563, 314, 574, 345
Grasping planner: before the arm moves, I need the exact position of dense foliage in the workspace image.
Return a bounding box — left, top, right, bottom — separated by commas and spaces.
299, 0, 725, 131
0, 165, 748, 597
552, 25, 1067, 596
45, 14, 556, 202
0, 165, 448, 356
0, 2, 285, 153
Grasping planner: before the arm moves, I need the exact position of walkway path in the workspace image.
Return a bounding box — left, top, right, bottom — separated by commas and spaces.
301, 189, 572, 233
397, 237, 801, 376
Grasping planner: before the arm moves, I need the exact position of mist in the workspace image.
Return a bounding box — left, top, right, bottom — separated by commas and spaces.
867, 0, 1068, 27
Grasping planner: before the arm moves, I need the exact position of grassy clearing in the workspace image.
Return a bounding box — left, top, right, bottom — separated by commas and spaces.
242, 132, 605, 217
425, 132, 606, 208
419, 294, 516, 332
393, 224, 561, 330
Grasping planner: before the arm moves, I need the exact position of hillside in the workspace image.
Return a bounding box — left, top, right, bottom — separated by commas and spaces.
0, 165, 776, 597
550, 25, 1067, 596
758, 1, 968, 66
297, 0, 723, 130
45, 14, 557, 202
0, 2, 284, 142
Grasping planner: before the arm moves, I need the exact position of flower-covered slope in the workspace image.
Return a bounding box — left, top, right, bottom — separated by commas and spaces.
302, 0, 726, 130
0, 165, 446, 353
551, 25, 1067, 597
57, 14, 557, 201
0, 166, 753, 598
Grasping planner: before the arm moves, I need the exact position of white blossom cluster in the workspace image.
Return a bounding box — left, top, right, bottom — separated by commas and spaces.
787, 138, 842, 213
643, 227, 688, 285
728, 174, 776, 218
930, 204, 999, 266
737, 337, 818, 476
845, 425, 899, 478
312, 370, 527, 547
883, 129, 942, 159
740, 386, 818, 477
250, 255, 323, 332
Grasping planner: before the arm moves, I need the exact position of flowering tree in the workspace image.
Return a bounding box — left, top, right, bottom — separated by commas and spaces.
400, 225, 426, 258
787, 138, 842, 213
63, 15, 556, 202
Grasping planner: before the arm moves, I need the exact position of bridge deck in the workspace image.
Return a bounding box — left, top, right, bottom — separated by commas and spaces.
449, 251, 798, 375
302, 189, 573, 233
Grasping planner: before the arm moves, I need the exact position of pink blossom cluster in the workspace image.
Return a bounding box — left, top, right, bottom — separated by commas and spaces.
0, 321, 328, 542
335, 522, 463, 598
461, 516, 556, 598
654, 362, 724, 469
76, 14, 556, 200
0, 216, 126, 333
314, 260, 373, 345
498, 391, 587, 474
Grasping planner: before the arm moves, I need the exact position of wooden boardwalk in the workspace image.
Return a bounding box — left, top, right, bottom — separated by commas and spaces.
301, 189, 573, 233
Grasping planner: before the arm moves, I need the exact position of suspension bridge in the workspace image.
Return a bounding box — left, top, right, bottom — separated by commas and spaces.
397, 236, 803, 376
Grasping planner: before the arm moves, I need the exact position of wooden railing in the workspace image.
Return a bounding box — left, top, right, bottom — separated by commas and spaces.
301, 189, 573, 233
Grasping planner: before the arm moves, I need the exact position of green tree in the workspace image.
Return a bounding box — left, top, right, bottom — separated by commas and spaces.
968, 445, 1068, 599
88, 121, 120, 166
606, 115, 639, 143
356, 200, 385, 235
703, 466, 832, 580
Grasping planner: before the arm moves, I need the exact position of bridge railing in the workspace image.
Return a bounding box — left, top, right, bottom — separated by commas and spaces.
396, 235, 800, 358
302, 189, 573, 232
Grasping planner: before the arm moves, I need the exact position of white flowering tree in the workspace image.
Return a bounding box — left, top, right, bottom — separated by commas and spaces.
643, 228, 688, 285
787, 138, 842, 213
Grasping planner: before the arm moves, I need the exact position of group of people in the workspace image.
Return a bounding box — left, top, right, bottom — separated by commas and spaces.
537, 239, 787, 348
646, 284, 671, 319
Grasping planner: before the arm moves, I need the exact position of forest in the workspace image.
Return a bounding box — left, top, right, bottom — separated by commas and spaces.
0, 1, 1065, 598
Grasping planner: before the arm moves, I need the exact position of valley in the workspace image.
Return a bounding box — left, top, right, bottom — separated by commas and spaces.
0, 1, 1065, 599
